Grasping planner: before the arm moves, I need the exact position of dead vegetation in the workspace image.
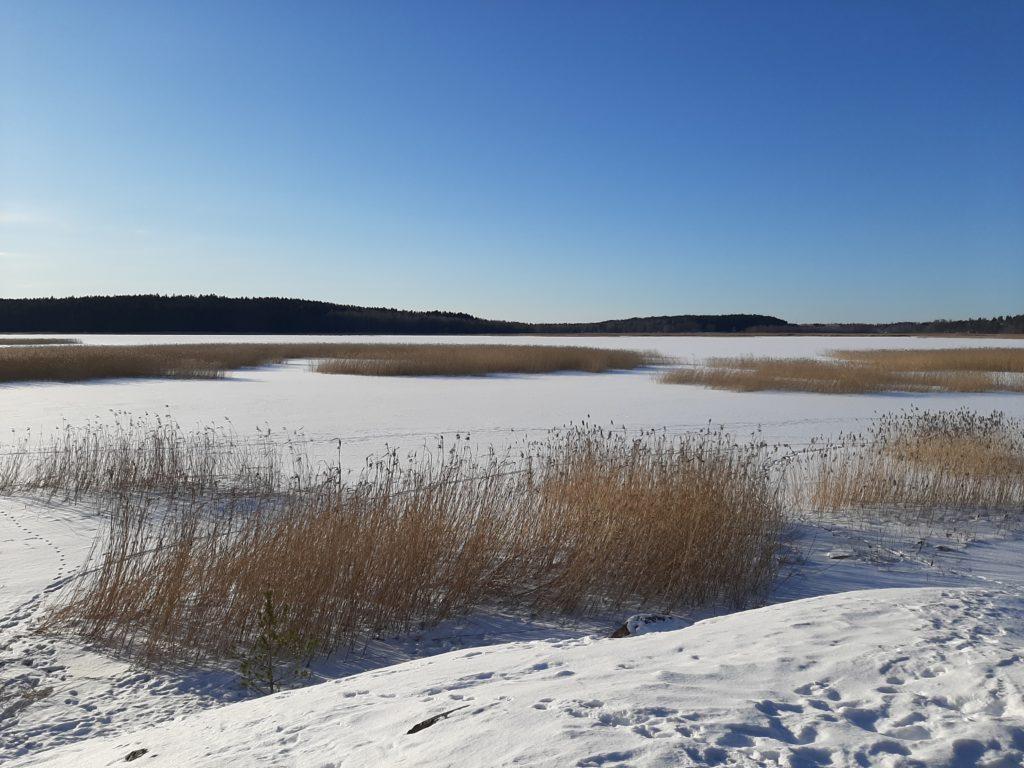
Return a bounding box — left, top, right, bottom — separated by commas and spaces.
808, 408, 1024, 520
0, 337, 78, 346
312, 343, 658, 376
4, 406, 1021, 670
0, 343, 262, 382
1, 417, 781, 664
0, 342, 659, 383
660, 347, 1024, 393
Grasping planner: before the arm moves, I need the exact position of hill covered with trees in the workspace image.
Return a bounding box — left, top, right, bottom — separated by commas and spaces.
790, 315, 1024, 335
0, 295, 1017, 335
0, 295, 789, 335
0, 295, 528, 335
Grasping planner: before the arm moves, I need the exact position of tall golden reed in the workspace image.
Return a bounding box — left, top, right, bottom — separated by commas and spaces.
660, 348, 1024, 393
4, 418, 781, 664
0, 342, 660, 383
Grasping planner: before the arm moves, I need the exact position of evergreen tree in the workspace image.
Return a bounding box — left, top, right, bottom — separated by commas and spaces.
236, 591, 314, 695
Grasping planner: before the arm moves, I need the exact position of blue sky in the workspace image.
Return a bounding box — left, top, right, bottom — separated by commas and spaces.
2, 1, 1021, 323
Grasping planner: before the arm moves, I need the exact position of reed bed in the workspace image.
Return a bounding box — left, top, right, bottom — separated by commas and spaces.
833, 347, 1024, 373
0, 337, 79, 346
0, 415, 287, 499
4, 418, 781, 665
0, 344, 252, 382
6, 407, 1021, 671
0, 342, 658, 383
312, 343, 658, 376
660, 348, 1024, 393
808, 408, 1024, 521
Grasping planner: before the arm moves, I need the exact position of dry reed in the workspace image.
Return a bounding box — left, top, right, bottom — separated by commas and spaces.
5, 418, 780, 664
8, 406, 1022, 672
833, 347, 1024, 373
0, 343, 659, 383
660, 348, 1024, 393
312, 344, 658, 376
0, 337, 79, 346
809, 408, 1024, 520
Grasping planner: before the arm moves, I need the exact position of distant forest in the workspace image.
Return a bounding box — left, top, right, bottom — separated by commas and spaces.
0, 295, 787, 335
0, 295, 1019, 335
791, 316, 1024, 335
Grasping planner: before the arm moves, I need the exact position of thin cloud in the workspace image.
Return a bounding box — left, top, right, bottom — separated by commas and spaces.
0, 206, 54, 226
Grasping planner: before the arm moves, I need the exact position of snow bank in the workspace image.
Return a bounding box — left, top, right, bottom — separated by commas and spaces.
13, 587, 1024, 767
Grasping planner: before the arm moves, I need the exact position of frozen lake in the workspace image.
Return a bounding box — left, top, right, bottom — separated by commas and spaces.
3, 334, 1024, 468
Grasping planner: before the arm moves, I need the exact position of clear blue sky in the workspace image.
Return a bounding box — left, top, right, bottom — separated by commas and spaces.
2, 1, 1022, 323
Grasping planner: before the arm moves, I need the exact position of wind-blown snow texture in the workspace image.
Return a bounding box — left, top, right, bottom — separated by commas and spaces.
10, 587, 1024, 768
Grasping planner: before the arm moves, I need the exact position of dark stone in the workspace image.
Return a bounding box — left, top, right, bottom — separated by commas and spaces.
407, 704, 469, 735
610, 613, 676, 638
610, 623, 632, 638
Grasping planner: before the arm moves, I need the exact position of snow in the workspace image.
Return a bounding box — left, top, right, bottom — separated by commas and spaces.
9, 587, 1024, 767
3, 335, 1024, 765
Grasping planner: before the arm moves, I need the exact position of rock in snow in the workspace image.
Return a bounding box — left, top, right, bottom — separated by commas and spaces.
609, 613, 690, 638
11, 587, 1024, 767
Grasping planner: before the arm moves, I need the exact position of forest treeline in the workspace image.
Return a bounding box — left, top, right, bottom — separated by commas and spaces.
0, 295, 1019, 335
0, 296, 787, 334
793, 316, 1024, 335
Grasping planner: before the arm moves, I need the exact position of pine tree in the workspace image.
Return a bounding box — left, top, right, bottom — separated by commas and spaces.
236, 591, 313, 695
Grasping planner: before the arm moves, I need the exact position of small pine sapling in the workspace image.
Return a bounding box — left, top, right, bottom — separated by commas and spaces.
236, 591, 314, 695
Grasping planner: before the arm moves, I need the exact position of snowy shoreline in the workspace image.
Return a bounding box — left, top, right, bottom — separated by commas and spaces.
9, 585, 1024, 767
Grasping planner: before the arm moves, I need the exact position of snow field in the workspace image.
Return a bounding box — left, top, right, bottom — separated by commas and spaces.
10, 587, 1024, 767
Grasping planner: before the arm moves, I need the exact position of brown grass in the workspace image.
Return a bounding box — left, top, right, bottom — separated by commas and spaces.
312, 343, 658, 376
0, 342, 659, 383
660, 348, 1024, 393
809, 409, 1024, 519
832, 347, 1024, 373
6, 418, 781, 664
0, 337, 79, 346
8, 406, 1021, 671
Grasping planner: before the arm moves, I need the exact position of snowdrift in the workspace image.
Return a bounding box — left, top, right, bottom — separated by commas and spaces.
14, 587, 1024, 767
